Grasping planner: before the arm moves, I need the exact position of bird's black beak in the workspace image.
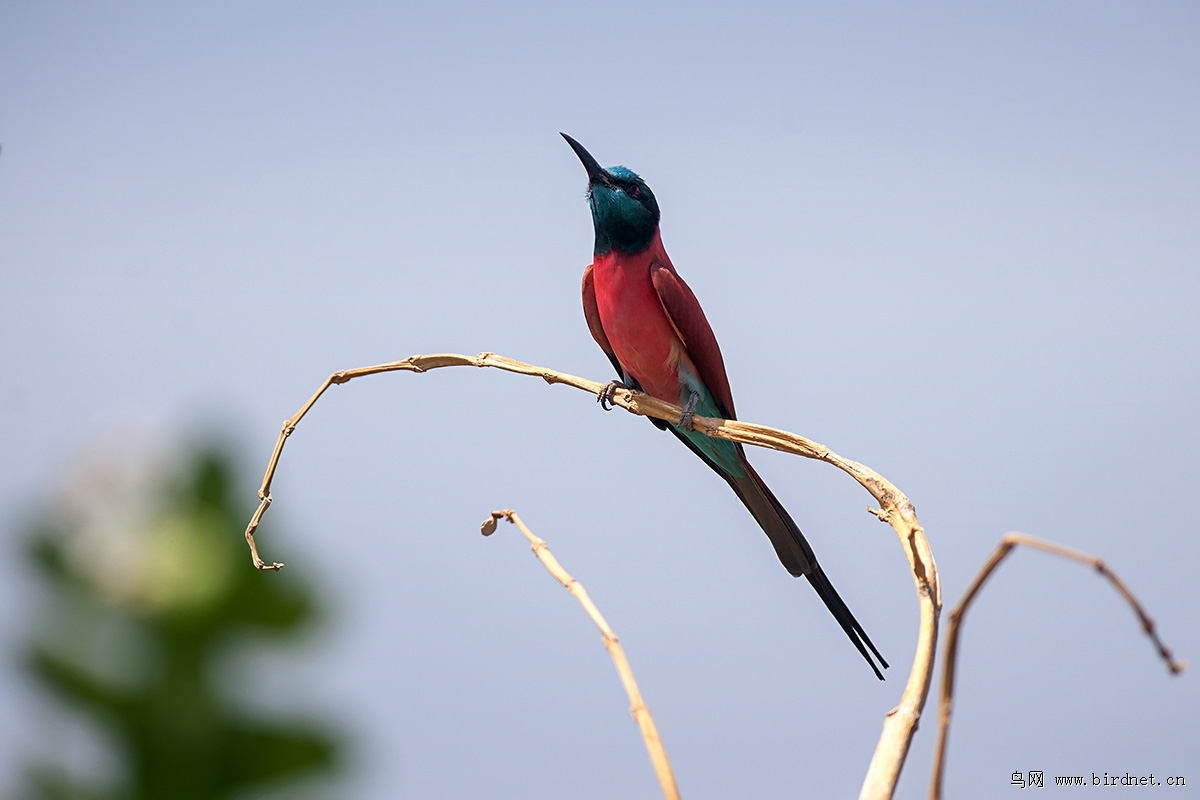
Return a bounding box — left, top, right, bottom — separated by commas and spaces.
561, 132, 616, 189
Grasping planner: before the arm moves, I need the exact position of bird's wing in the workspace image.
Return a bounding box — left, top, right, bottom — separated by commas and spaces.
650, 261, 736, 420
582, 263, 624, 377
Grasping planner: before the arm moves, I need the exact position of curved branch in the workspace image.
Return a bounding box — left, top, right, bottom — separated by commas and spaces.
243, 351, 941, 800
929, 532, 1187, 800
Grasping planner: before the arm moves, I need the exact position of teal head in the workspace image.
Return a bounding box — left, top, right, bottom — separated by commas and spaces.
562, 133, 660, 256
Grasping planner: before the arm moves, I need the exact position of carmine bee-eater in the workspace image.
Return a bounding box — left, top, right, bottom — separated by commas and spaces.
564, 133, 887, 680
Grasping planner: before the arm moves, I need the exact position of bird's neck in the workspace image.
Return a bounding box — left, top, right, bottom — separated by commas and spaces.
594, 227, 665, 264
590, 197, 659, 255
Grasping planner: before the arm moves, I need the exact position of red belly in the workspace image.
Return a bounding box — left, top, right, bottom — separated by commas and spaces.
591, 248, 692, 405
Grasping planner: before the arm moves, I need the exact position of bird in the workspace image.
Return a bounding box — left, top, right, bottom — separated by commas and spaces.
563, 133, 887, 680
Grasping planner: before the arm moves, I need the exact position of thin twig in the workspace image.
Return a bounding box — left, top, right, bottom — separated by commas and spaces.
929, 532, 1187, 800
482, 509, 681, 800
243, 351, 940, 800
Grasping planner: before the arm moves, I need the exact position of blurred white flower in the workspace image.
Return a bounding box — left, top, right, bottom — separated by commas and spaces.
53, 433, 234, 615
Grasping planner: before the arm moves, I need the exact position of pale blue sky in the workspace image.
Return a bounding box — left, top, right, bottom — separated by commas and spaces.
2, 2, 1197, 797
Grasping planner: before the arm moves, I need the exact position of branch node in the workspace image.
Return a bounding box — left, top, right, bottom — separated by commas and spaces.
481, 509, 513, 536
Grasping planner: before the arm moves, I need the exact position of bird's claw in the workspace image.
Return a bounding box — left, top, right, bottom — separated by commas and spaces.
598, 380, 630, 411
679, 391, 700, 431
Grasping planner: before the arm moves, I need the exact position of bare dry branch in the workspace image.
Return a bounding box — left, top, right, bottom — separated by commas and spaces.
243, 351, 940, 800
929, 532, 1187, 800
482, 509, 681, 800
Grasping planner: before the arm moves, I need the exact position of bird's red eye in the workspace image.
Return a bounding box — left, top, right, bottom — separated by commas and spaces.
628, 185, 640, 197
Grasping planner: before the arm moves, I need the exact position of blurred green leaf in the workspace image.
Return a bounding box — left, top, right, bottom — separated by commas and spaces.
20, 441, 342, 800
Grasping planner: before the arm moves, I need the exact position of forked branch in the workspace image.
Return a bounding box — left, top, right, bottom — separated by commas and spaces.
482, 509, 680, 800
929, 532, 1187, 800
243, 351, 940, 800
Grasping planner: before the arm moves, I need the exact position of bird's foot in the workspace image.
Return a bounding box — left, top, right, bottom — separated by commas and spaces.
598, 380, 632, 411
679, 391, 700, 431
